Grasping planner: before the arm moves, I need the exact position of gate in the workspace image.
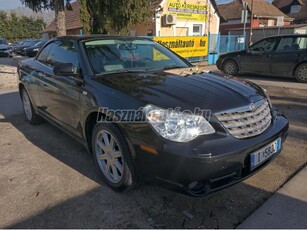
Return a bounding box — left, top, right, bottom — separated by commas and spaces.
208, 33, 246, 64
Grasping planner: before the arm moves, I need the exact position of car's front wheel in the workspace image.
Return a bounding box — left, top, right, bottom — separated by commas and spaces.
222, 60, 239, 75
21, 88, 43, 125
92, 123, 137, 191
295, 63, 307, 83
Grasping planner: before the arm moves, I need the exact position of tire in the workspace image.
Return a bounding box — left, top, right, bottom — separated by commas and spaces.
21, 88, 43, 125
92, 123, 138, 191
295, 63, 307, 83
222, 60, 239, 75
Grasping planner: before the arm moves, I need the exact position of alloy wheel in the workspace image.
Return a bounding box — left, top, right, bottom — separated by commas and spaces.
95, 130, 124, 184
223, 61, 237, 75
297, 65, 307, 82
22, 90, 32, 121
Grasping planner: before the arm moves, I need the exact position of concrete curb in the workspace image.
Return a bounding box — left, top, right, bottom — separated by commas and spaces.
238, 166, 307, 228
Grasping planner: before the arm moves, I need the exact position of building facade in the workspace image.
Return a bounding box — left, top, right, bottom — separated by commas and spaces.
219, 0, 293, 35
43, 0, 223, 39
273, 0, 307, 24
130, 0, 224, 37
42, 1, 83, 39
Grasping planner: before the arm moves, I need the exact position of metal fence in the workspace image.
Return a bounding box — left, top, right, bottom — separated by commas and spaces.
208, 33, 246, 64
228, 26, 307, 45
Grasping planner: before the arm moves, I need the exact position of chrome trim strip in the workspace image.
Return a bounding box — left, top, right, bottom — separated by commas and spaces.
215, 99, 266, 115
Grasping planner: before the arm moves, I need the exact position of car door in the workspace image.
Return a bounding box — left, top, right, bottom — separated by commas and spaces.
271, 36, 307, 76
36, 39, 83, 137
240, 37, 279, 74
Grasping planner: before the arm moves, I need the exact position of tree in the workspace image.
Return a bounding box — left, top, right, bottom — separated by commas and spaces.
20, 0, 70, 36
79, 0, 153, 35
0, 10, 45, 41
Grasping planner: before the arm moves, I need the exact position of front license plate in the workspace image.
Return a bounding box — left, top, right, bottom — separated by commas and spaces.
250, 138, 281, 171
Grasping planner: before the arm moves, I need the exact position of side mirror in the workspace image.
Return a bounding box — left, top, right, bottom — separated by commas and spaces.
54, 63, 78, 77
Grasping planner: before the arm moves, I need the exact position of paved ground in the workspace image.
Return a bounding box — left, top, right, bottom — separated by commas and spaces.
238, 166, 307, 228
0, 57, 307, 228
0, 56, 25, 88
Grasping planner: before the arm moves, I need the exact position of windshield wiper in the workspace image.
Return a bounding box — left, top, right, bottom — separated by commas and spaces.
147, 65, 188, 72
95, 69, 146, 77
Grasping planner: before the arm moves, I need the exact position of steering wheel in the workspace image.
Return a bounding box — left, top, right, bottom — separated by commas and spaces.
135, 57, 153, 67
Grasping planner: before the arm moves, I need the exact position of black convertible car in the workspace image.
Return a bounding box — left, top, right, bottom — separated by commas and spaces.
18, 36, 288, 196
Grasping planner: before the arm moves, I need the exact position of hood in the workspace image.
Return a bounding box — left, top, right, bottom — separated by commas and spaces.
0, 44, 10, 49
93, 68, 266, 113
25, 46, 39, 51
16, 45, 32, 50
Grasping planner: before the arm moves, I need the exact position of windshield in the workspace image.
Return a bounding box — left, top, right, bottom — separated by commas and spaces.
25, 40, 39, 46
34, 40, 46, 47
0, 39, 7, 45
83, 38, 190, 75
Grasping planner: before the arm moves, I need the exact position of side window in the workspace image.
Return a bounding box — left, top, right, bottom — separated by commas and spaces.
250, 38, 279, 52
296, 37, 307, 51
276, 37, 295, 52
46, 40, 79, 70
37, 43, 53, 64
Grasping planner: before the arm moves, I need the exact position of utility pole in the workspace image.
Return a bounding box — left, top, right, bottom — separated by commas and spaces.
242, 1, 248, 48
249, 0, 254, 45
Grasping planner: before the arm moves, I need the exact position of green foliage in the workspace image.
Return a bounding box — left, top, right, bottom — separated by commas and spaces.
0, 10, 46, 41
20, 0, 53, 12
20, 0, 71, 36
79, 0, 153, 35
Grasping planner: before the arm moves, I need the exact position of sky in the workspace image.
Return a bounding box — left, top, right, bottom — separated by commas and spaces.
0, 0, 23, 10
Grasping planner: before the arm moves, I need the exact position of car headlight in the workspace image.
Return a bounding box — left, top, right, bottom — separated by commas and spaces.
143, 105, 215, 142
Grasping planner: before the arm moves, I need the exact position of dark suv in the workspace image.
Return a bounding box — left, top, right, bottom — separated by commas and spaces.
217, 35, 307, 83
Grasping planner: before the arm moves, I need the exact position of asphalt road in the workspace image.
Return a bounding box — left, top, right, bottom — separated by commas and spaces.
0, 60, 307, 228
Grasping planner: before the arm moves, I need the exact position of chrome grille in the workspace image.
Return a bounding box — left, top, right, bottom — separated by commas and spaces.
215, 100, 272, 139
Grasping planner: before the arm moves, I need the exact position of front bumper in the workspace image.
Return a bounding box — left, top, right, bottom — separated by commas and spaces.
25, 50, 38, 57
126, 111, 289, 196
0, 50, 12, 57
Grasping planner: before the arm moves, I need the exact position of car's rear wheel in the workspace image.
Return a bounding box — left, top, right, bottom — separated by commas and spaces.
222, 60, 238, 75
21, 88, 43, 125
92, 123, 137, 191
295, 63, 307, 83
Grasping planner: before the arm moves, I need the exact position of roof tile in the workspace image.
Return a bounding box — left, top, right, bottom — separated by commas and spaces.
44, 1, 82, 32
219, 0, 293, 21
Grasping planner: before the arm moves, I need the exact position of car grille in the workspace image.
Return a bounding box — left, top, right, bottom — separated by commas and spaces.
215, 100, 272, 139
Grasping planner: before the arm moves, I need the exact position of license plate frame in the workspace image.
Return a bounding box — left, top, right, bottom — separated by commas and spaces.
250, 138, 281, 171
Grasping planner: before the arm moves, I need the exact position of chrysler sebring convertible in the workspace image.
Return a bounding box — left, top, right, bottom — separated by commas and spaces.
18, 36, 289, 196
